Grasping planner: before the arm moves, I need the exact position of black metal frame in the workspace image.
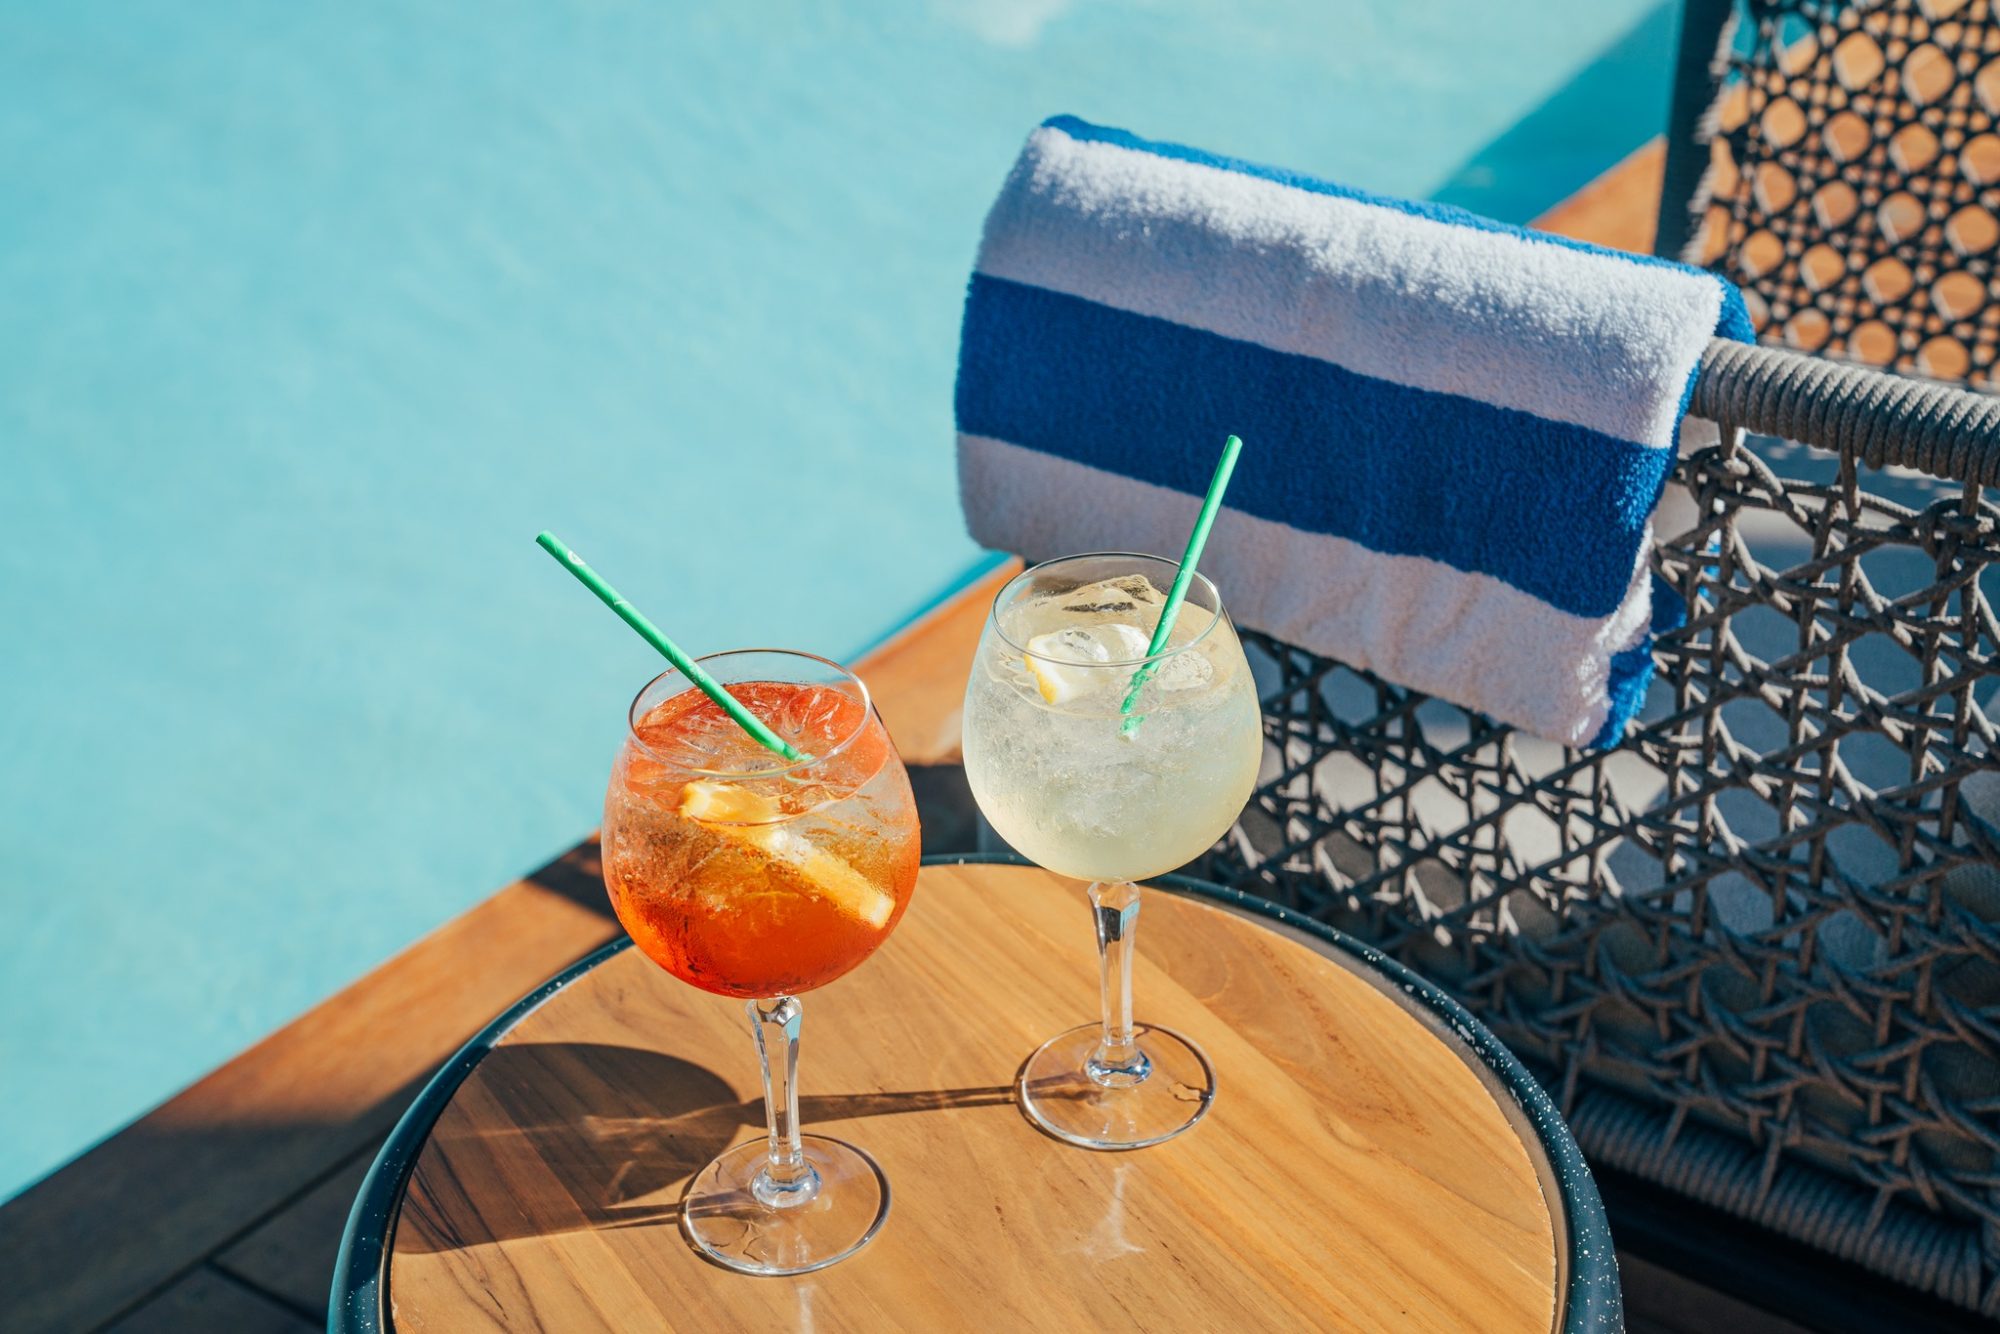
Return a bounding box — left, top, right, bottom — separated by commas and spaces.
329, 854, 1618, 1333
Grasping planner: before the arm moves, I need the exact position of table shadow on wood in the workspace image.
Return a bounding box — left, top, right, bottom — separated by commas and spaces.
397, 1041, 1017, 1253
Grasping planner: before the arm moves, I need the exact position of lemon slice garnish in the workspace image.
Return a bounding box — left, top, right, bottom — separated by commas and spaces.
1023, 651, 1092, 705
1022, 625, 1151, 705
679, 780, 782, 823
678, 780, 895, 929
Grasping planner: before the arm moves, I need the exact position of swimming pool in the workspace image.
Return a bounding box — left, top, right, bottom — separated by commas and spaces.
0, 0, 1675, 1202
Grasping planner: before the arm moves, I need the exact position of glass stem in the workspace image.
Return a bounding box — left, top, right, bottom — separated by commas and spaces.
1087, 881, 1152, 1087
748, 995, 820, 1208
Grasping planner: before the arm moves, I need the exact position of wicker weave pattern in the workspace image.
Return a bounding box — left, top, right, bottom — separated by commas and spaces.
1203, 432, 2000, 1306
1693, 0, 2000, 386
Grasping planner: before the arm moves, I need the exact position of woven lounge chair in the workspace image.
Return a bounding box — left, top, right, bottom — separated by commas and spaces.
1194, 2, 2000, 1325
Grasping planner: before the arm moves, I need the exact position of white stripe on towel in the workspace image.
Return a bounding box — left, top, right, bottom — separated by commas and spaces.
960, 433, 1652, 748
976, 124, 1725, 449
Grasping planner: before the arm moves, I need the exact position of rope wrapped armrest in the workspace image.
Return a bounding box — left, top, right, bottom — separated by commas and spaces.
1693, 339, 2000, 486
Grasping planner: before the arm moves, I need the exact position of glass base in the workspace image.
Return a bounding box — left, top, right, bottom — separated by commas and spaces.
1018, 1023, 1215, 1150
680, 1134, 889, 1275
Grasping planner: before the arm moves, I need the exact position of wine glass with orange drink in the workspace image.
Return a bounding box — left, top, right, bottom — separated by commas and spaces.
542, 536, 920, 1276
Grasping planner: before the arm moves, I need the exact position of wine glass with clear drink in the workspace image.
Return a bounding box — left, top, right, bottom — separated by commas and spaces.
601, 650, 921, 1274
962, 553, 1262, 1149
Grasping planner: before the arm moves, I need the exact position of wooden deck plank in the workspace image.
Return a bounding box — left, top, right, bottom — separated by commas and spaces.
1530, 136, 1666, 254
99, 1266, 316, 1334
0, 860, 620, 1334
212, 1140, 384, 1322
1615, 1254, 1812, 1334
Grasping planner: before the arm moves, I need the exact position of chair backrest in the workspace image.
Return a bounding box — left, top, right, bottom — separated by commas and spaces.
1660, 0, 2000, 389
1206, 339, 2000, 1314
1203, 2, 2000, 1312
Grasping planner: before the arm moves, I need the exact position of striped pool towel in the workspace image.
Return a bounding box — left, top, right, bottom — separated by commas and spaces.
955, 115, 1752, 749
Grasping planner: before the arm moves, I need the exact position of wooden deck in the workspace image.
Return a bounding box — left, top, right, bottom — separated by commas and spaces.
0, 139, 1805, 1334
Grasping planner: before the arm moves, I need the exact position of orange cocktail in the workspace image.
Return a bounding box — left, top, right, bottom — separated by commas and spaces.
603, 678, 920, 998
597, 649, 919, 1277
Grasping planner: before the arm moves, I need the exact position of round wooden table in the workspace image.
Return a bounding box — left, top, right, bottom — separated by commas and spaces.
334, 857, 1617, 1332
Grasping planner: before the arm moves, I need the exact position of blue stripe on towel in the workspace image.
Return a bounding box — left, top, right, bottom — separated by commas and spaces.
1590, 573, 1687, 749
1040, 115, 1756, 346
958, 274, 1669, 620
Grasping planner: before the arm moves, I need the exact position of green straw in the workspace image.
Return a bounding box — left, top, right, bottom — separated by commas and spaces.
534, 531, 807, 763
1120, 434, 1244, 734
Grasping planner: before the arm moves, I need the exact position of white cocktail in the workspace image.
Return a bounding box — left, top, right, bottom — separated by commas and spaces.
963, 552, 1262, 1149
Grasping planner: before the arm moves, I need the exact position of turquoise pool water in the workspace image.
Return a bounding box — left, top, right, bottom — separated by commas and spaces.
0, 1, 1674, 1201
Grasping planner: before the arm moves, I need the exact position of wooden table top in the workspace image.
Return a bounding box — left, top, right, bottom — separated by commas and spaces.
370, 861, 1568, 1333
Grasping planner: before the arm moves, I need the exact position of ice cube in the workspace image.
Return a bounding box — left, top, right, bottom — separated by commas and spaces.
648, 708, 745, 768
1033, 622, 1151, 664
1037, 627, 1112, 664
1098, 622, 1152, 660
1151, 647, 1214, 692
1058, 574, 1165, 616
